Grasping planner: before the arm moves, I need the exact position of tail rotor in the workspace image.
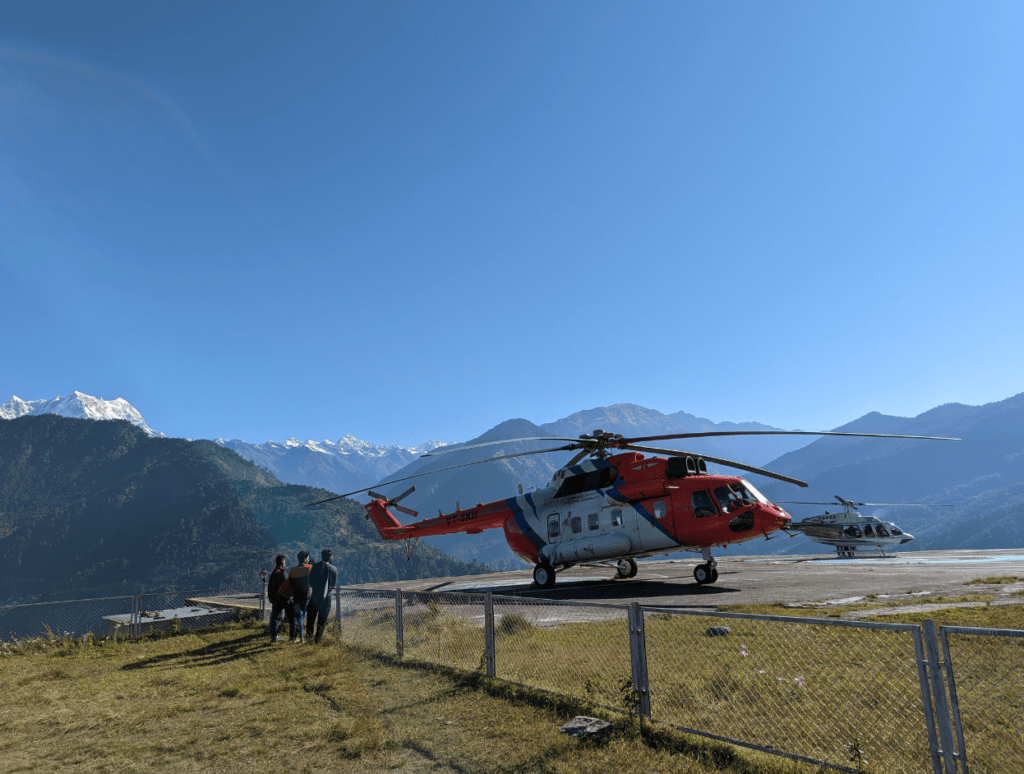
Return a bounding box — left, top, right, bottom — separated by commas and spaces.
368, 485, 419, 518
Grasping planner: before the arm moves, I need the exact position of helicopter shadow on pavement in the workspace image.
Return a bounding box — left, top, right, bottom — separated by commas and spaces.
493, 578, 739, 606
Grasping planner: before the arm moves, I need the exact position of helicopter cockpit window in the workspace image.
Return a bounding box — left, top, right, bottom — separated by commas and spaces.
727, 483, 756, 506
692, 490, 717, 518
588, 513, 600, 531
548, 515, 560, 540
863, 525, 874, 537
739, 480, 770, 504
890, 525, 903, 535
875, 524, 889, 537
611, 509, 623, 527
571, 515, 582, 534
714, 486, 740, 514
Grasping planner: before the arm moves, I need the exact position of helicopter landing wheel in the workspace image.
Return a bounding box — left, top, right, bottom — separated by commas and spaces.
616, 558, 638, 579
533, 562, 556, 589
694, 564, 711, 585
710, 567, 719, 583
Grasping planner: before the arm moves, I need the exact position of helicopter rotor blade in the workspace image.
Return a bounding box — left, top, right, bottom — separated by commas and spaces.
305, 444, 581, 506
856, 502, 954, 507
626, 430, 961, 444
392, 503, 419, 518
422, 437, 583, 456
420, 429, 959, 462
392, 485, 417, 504
565, 448, 592, 467
620, 444, 810, 487
775, 500, 955, 507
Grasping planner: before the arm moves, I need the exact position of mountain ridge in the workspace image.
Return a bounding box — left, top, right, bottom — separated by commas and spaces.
0, 415, 483, 604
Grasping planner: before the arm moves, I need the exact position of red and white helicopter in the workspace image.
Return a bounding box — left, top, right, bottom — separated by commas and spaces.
310, 429, 957, 587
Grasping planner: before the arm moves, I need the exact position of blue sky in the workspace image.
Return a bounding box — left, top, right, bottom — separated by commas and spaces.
2, 2, 1022, 446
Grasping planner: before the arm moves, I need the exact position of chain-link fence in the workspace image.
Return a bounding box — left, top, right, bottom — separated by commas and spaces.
642, 608, 932, 773
491, 597, 631, 704
328, 589, 1014, 774
941, 626, 1024, 774
399, 591, 487, 672
0, 595, 134, 641
0, 590, 248, 642
5, 587, 1020, 774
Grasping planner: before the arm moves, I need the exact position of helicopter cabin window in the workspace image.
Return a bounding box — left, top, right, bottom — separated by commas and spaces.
844, 525, 862, 538
863, 525, 874, 537
692, 490, 717, 519
571, 515, 582, 534
588, 513, 600, 531
653, 501, 667, 520
875, 524, 889, 537
548, 515, 560, 540
714, 486, 740, 514
611, 509, 623, 527
554, 466, 619, 499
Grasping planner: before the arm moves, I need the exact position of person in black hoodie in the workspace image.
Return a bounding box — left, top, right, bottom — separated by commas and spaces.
266, 554, 293, 643
287, 551, 313, 642
306, 548, 338, 644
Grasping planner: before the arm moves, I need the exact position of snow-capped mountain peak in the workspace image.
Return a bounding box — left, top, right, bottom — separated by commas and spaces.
0, 391, 163, 437
212, 435, 453, 495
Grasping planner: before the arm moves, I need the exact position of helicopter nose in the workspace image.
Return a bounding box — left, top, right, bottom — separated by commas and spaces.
900, 535, 914, 544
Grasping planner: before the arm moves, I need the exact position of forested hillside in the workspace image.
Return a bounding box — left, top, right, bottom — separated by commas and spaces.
0, 415, 482, 603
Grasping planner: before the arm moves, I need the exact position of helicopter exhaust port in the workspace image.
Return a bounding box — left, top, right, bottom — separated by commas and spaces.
666, 456, 708, 478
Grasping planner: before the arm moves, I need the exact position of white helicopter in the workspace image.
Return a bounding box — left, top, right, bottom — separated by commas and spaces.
779, 496, 951, 557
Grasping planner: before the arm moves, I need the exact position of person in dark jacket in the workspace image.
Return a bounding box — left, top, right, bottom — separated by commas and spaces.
288, 550, 313, 642
306, 548, 338, 644
267, 554, 293, 643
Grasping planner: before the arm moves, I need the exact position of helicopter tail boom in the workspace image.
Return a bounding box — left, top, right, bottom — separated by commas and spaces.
364, 497, 512, 541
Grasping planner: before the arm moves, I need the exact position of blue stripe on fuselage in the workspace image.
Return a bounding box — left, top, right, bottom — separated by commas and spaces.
508, 493, 546, 551
606, 486, 678, 544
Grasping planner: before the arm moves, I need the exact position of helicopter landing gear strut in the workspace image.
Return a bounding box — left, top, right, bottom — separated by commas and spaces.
532, 561, 556, 589
615, 558, 638, 579
694, 548, 719, 585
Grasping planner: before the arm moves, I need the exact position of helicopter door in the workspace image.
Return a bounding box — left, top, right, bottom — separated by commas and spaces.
607, 506, 643, 552
637, 499, 677, 551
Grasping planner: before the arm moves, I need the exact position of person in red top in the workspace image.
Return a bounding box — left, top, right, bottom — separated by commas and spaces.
287, 551, 313, 643
267, 554, 293, 643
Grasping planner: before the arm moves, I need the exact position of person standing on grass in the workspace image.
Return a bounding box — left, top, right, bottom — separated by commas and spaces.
288, 550, 313, 642
267, 554, 294, 643
306, 548, 338, 644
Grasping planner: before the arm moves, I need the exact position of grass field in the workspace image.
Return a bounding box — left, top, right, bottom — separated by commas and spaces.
1, 619, 838, 774
3, 594, 1020, 774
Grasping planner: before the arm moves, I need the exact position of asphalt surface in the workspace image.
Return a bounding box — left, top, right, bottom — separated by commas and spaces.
354, 548, 1024, 609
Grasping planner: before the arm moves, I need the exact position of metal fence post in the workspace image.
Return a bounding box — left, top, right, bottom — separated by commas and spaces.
484, 592, 495, 678
628, 602, 651, 719
334, 585, 341, 642
395, 589, 404, 658
923, 620, 963, 774
938, 627, 970, 774
914, 626, 945, 774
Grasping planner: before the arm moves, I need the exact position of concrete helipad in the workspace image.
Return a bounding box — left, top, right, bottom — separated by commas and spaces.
352, 548, 1024, 609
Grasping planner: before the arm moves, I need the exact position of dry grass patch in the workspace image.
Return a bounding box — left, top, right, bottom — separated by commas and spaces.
0, 619, 824, 774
